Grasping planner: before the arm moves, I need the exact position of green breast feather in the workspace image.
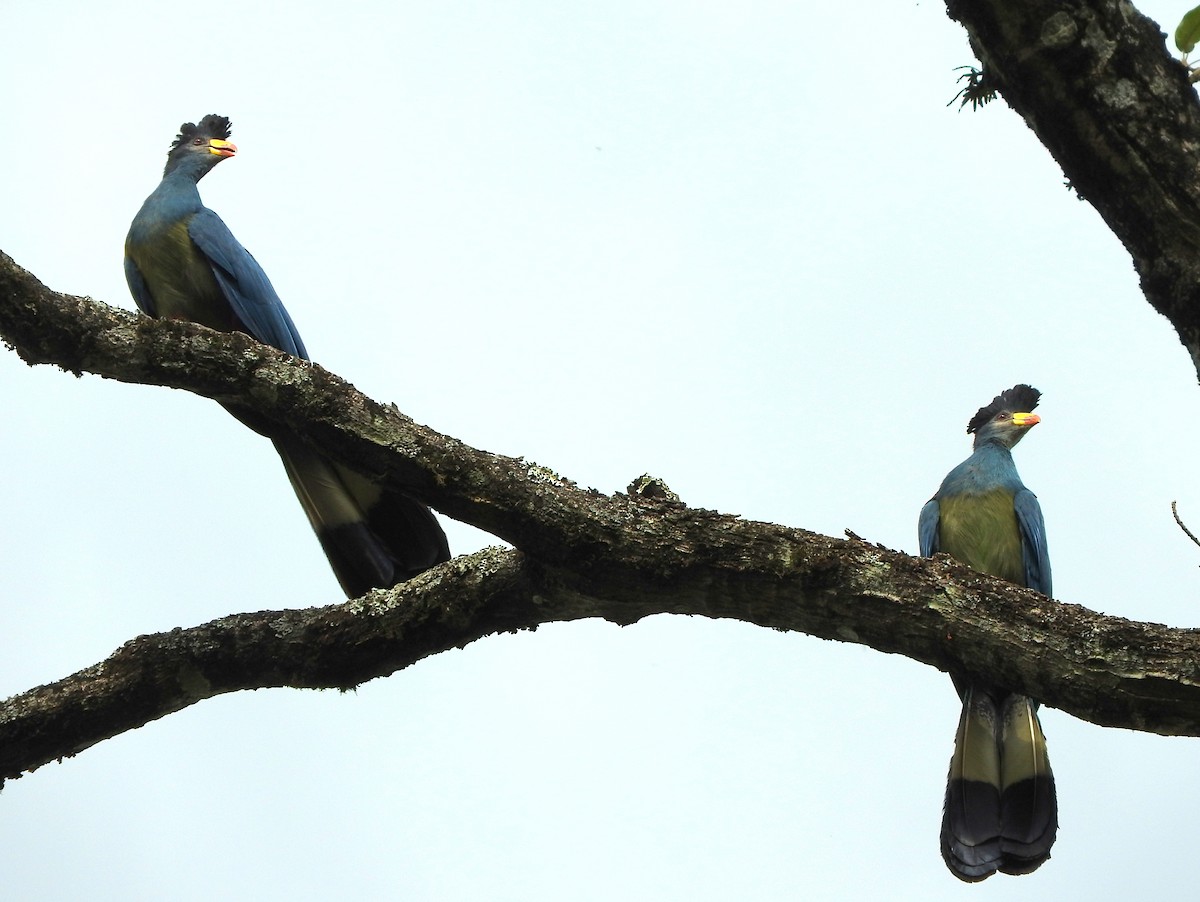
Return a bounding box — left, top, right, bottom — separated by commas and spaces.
937, 489, 1025, 585
129, 220, 231, 330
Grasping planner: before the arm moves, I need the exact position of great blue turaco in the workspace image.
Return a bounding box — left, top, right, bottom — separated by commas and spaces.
918, 384, 1057, 881
125, 115, 449, 597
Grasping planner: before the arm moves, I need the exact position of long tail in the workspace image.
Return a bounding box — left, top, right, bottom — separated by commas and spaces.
941, 685, 1057, 881
996, 693, 1058, 875
272, 436, 450, 597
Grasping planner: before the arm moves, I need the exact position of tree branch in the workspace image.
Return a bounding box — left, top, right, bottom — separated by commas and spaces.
4, 249, 1200, 782
945, 0, 1200, 378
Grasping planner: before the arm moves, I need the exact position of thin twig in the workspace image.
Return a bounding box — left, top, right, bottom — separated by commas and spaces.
1171, 501, 1200, 549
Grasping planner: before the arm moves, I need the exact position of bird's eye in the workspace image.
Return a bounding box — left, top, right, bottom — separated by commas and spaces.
995, 412, 1009, 421
192, 138, 204, 146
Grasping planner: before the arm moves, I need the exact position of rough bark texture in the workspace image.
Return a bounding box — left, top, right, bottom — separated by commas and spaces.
4, 250, 1200, 783
947, 0, 1200, 376
6, 0, 1200, 783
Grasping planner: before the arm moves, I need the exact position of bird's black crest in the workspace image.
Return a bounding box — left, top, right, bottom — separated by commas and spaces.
967, 384, 1041, 434
170, 114, 233, 151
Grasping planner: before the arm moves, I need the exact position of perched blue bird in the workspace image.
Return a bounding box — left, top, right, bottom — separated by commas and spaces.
918, 384, 1056, 881
125, 114, 450, 597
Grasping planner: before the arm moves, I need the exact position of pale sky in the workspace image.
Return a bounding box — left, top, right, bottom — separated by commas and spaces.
3, 2, 1199, 899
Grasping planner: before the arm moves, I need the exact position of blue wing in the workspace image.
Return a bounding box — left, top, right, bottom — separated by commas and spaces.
124, 255, 157, 318
918, 498, 940, 557
1014, 488, 1052, 596
187, 208, 309, 359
